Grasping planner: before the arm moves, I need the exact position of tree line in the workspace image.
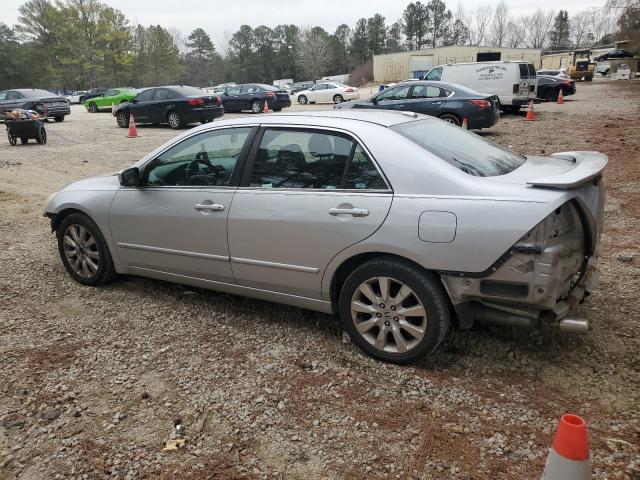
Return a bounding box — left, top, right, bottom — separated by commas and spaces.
0, 0, 634, 91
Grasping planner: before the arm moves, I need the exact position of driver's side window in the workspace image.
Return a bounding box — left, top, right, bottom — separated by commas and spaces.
145, 127, 251, 187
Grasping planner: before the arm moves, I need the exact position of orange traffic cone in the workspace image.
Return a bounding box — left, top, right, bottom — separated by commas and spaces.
127, 114, 139, 138
263, 99, 270, 113
557, 90, 564, 105
525, 101, 536, 121
541, 414, 591, 479
461, 117, 468, 130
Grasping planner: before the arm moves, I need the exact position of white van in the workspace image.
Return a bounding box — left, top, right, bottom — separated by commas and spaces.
424, 61, 537, 113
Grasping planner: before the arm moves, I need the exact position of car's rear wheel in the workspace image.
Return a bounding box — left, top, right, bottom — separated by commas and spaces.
54, 115, 64, 122
333, 94, 344, 104
298, 95, 308, 105
251, 100, 263, 113
167, 111, 183, 129
439, 113, 461, 126
57, 213, 115, 286
339, 257, 449, 364
88, 102, 98, 113
116, 111, 129, 128
545, 90, 558, 102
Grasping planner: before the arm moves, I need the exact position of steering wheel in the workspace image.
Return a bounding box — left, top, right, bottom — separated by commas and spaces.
186, 158, 226, 186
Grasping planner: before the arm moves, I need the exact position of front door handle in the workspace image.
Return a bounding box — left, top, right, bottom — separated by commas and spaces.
195, 203, 225, 212
329, 207, 369, 217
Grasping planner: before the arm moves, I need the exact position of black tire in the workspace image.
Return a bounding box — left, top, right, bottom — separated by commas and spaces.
36, 127, 47, 145
298, 95, 308, 105
439, 113, 461, 126
57, 213, 116, 286
167, 111, 183, 129
54, 115, 64, 122
20, 137, 28, 144
8, 131, 16, 146
116, 111, 129, 128
333, 94, 344, 104
251, 100, 263, 113
339, 257, 450, 364
88, 102, 98, 113
545, 90, 558, 102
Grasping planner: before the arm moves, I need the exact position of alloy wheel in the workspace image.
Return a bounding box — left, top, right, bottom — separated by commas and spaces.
350, 276, 427, 354
168, 112, 180, 128
63, 224, 100, 279
252, 101, 262, 113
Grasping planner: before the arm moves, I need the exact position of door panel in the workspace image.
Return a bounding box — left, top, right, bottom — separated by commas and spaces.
110, 188, 235, 281
228, 191, 392, 298
109, 126, 253, 281
227, 127, 393, 299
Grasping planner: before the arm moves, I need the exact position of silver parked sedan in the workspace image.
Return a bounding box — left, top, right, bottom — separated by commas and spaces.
44, 111, 607, 363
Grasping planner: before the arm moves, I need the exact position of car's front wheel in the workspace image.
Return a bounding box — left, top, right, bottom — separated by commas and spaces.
339, 257, 449, 364
88, 102, 98, 113
298, 95, 308, 105
167, 111, 183, 129
57, 213, 115, 286
116, 111, 129, 128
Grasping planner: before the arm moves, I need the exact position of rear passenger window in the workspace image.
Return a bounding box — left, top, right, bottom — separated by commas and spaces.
344, 146, 387, 190
249, 129, 387, 190
519, 64, 529, 78
154, 89, 169, 101
411, 85, 442, 98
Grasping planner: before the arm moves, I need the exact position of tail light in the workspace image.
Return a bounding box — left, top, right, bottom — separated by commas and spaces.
513, 84, 520, 94
468, 99, 491, 109
187, 98, 205, 107
265, 92, 275, 98
345, 88, 354, 93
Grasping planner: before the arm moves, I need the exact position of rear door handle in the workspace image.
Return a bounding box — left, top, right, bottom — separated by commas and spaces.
329, 207, 369, 217
195, 203, 225, 211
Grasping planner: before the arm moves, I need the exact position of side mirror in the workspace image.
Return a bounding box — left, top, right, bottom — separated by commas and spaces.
119, 167, 140, 187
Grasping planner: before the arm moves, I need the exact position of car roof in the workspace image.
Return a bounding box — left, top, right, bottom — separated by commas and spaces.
14, 89, 56, 96
212, 109, 435, 128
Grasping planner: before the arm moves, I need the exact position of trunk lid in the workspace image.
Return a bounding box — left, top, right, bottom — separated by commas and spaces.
498, 151, 607, 243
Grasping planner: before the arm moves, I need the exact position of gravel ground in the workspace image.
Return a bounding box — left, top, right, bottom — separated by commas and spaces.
1, 80, 639, 480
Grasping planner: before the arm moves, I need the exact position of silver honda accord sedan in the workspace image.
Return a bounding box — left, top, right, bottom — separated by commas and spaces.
44, 110, 607, 363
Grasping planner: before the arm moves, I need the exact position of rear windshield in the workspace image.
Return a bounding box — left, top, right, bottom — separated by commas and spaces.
172, 86, 206, 96
390, 120, 526, 177
527, 64, 536, 78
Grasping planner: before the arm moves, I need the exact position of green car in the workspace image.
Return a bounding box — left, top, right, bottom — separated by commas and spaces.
84, 88, 138, 113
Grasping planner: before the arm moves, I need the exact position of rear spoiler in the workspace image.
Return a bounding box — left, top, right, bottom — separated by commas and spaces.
527, 151, 608, 189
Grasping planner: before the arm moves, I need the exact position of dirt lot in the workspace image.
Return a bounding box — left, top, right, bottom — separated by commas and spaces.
1, 80, 639, 480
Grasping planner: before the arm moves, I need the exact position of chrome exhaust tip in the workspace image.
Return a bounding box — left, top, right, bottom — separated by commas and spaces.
556, 318, 590, 335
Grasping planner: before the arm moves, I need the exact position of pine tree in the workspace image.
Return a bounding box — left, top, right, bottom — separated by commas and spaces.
549, 10, 571, 49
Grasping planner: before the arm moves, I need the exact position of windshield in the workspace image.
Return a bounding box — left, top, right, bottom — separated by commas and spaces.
390, 120, 526, 177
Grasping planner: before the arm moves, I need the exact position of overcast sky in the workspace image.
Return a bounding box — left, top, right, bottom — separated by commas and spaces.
2, 0, 606, 48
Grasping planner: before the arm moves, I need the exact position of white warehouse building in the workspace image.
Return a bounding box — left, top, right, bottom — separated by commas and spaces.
373, 46, 542, 83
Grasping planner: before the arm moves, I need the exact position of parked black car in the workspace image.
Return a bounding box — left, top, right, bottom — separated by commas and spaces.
113, 86, 223, 129
594, 49, 634, 62
0, 89, 70, 122
78, 87, 108, 105
536, 75, 576, 102
217, 84, 291, 113
334, 81, 500, 129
